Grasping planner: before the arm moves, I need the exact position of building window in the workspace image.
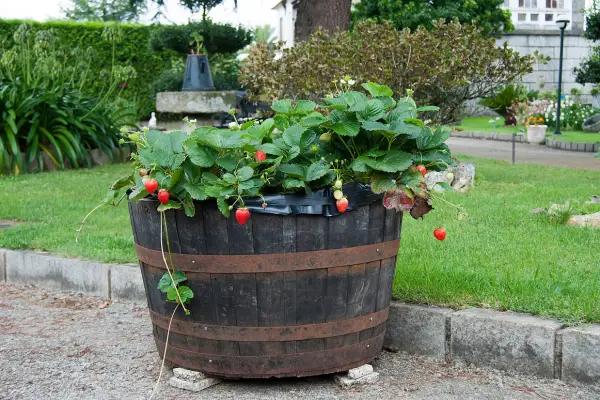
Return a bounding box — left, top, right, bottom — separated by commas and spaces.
519, 0, 537, 6
518, 13, 527, 21
545, 0, 562, 7
531, 13, 539, 21
545, 13, 554, 21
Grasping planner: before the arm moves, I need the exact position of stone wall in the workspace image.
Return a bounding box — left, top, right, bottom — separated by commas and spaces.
498, 32, 594, 102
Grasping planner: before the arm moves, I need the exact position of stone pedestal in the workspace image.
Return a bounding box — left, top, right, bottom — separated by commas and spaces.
156, 91, 237, 114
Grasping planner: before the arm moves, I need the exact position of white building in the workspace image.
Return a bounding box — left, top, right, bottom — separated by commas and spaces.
271, 0, 596, 101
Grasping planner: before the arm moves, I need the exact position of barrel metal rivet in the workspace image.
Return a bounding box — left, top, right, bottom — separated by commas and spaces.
367, 345, 370, 348
204, 327, 208, 331
192, 260, 196, 264
209, 360, 213, 363
376, 248, 380, 253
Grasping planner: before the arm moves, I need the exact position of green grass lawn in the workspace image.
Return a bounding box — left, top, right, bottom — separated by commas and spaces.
1, 161, 599, 322
458, 117, 600, 143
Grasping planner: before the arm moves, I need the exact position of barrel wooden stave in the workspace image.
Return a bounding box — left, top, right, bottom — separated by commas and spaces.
129, 199, 401, 378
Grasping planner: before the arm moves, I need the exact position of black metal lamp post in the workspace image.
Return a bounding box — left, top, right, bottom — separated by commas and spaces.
554, 15, 570, 136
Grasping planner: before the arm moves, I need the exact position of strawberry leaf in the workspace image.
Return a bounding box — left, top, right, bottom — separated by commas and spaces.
183, 182, 207, 201
217, 197, 230, 217
362, 82, 393, 98
158, 271, 187, 293
157, 201, 181, 212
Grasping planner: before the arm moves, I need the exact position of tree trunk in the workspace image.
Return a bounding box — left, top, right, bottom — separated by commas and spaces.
294, 0, 352, 42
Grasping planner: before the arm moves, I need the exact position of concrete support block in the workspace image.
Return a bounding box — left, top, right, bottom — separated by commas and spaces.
560, 325, 600, 384
335, 368, 379, 388
5, 250, 109, 297
385, 302, 453, 361
169, 368, 222, 392
348, 364, 374, 379
109, 263, 146, 302
451, 309, 563, 378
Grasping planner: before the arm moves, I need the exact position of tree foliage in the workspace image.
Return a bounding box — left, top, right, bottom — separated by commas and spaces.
241, 20, 533, 122
64, 0, 146, 22
129, 0, 237, 20
575, 3, 600, 86
352, 0, 513, 38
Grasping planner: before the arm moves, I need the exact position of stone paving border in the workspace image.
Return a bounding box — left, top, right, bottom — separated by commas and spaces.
2, 248, 600, 386
451, 131, 600, 153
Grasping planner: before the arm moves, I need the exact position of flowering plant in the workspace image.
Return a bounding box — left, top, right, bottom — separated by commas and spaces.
103, 82, 453, 222
525, 116, 545, 127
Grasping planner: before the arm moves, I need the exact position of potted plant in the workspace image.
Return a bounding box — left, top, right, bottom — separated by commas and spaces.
183, 33, 215, 91
96, 81, 453, 378
525, 115, 547, 144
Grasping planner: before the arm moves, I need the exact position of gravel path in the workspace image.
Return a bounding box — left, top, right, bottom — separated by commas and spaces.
1, 283, 599, 400
447, 137, 600, 170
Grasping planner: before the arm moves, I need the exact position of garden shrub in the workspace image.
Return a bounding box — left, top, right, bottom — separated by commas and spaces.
0, 24, 136, 174
479, 84, 530, 123
240, 20, 533, 123
148, 20, 253, 55
0, 19, 252, 117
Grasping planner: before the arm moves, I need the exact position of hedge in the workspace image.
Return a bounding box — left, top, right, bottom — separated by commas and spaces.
0, 19, 251, 118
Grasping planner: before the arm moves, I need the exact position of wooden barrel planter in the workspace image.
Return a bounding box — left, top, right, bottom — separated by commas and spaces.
128, 198, 402, 378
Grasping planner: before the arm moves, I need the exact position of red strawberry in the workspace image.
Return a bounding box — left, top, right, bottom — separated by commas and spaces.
433, 227, 446, 241
417, 165, 427, 176
336, 198, 349, 213
254, 150, 267, 162
157, 189, 169, 205
144, 179, 158, 194
235, 208, 250, 225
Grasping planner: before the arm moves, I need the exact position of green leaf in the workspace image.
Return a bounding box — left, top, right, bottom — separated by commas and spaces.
157, 201, 182, 212
282, 125, 306, 148
271, 99, 293, 114
202, 172, 219, 182
305, 162, 329, 182
357, 99, 386, 122
273, 114, 290, 130
341, 91, 369, 109
321, 97, 348, 110
182, 195, 195, 217
177, 285, 194, 304
417, 106, 440, 112
261, 143, 285, 156
349, 156, 372, 173
217, 197, 230, 217
184, 141, 217, 167
238, 180, 256, 191
331, 120, 360, 137
168, 168, 184, 190
376, 96, 397, 109
416, 126, 451, 151
167, 286, 178, 301
111, 175, 134, 191
371, 173, 398, 194
363, 150, 413, 173
287, 145, 300, 160
183, 182, 207, 201
388, 101, 417, 122
216, 155, 238, 171
158, 271, 188, 293
128, 187, 148, 201
362, 82, 393, 98
236, 166, 254, 181
293, 100, 316, 114
301, 112, 327, 127
279, 163, 305, 178
390, 121, 423, 138
283, 178, 305, 189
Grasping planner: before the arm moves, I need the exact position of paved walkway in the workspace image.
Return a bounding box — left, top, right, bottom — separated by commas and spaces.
1, 284, 598, 400
447, 137, 600, 170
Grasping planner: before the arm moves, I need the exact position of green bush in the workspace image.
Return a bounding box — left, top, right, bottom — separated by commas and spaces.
0, 19, 252, 117
0, 24, 136, 174
148, 20, 253, 55
479, 84, 530, 120
241, 20, 533, 123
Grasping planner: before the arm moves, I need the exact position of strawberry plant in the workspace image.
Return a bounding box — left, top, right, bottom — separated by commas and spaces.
97, 81, 454, 312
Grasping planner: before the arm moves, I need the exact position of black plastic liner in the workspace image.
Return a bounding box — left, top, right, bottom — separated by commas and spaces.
244, 183, 383, 217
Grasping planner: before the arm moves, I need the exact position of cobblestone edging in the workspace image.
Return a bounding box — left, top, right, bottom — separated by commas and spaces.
451, 131, 600, 153
1, 248, 599, 386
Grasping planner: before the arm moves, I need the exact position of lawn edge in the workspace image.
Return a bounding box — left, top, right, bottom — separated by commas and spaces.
452, 131, 600, 151
2, 247, 600, 386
